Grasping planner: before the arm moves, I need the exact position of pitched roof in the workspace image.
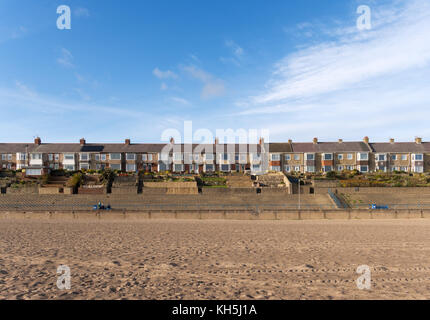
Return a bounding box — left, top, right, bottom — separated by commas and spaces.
292, 142, 370, 153
369, 142, 427, 153
268, 143, 293, 153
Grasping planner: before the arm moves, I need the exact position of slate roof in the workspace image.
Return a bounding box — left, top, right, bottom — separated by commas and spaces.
369, 143, 427, 153
292, 142, 371, 153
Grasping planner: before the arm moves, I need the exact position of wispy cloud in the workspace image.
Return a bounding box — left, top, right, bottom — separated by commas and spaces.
225, 40, 244, 58
182, 65, 225, 99
221, 40, 244, 66
153, 68, 178, 80
235, 0, 430, 141
171, 97, 191, 106
57, 48, 74, 68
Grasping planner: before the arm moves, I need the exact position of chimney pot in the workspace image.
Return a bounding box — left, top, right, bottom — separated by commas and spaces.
80, 138, 86, 146
125, 139, 131, 145
363, 136, 369, 144
389, 138, 395, 144
214, 137, 219, 145
313, 137, 318, 144
170, 137, 175, 144
34, 137, 41, 145
415, 137, 422, 144
338, 139, 343, 144
288, 139, 292, 144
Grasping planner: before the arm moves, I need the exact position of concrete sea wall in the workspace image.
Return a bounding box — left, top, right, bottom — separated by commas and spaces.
0, 209, 428, 221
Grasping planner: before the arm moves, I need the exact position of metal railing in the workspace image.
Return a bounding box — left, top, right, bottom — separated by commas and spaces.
328, 188, 348, 208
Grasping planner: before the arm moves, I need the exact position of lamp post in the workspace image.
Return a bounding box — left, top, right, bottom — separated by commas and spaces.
298, 178, 301, 210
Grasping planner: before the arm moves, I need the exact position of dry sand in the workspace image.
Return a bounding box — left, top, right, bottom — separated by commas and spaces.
0, 218, 429, 300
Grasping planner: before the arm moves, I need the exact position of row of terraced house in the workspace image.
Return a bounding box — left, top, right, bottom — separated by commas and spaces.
0, 136, 429, 176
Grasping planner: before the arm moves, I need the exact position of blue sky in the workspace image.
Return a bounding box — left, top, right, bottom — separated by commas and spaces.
0, 0, 429, 143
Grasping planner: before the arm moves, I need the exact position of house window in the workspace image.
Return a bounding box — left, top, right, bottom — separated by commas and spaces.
271, 166, 281, 172
358, 153, 368, 161
346, 165, 353, 170
64, 154, 74, 160
337, 165, 344, 171
1, 154, 6, 161
414, 166, 424, 173
324, 154, 333, 161
323, 166, 333, 172
400, 166, 408, 172
294, 166, 300, 172
148, 154, 153, 161
174, 153, 183, 161
110, 153, 121, 160
126, 164, 136, 172
221, 164, 230, 172
338, 154, 343, 160
401, 155, 407, 161
48, 154, 53, 161
360, 165, 369, 173
174, 164, 183, 172
306, 154, 314, 161
253, 153, 261, 161
18, 153, 27, 161
240, 154, 247, 162
64, 165, 75, 171
294, 154, 300, 161
252, 164, 261, 171
80, 153, 89, 161
55, 154, 60, 161
377, 165, 386, 172
80, 163, 90, 170
95, 154, 100, 161
205, 164, 214, 172
7, 154, 12, 161
126, 153, 136, 161
414, 154, 423, 161
193, 154, 200, 162
347, 154, 353, 160
377, 154, 386, 161
235, 154, 239, 161
31, 153, 42, 160
285, 154, 291, 161
391, 155, 397, 161
222, 153, 229, 161
284, 165, 291, 172
305, 166, 315, 173
142, 154, 147, 161
271, 154, 280, 161
110, 163, 121, 170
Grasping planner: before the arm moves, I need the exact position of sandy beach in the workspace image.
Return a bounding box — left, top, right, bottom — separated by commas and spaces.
0, 218, 429, 300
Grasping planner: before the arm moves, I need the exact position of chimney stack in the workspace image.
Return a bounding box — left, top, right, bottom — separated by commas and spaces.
313, 137, 318, 145
170, 137, 175, 144
415, 137, 422, 144
80, 138, 86, 146
125, 139, 131, 145
259, 137, 265, 145
214, 137, 219, 145
288, 139, 292, 144
363, 136, 369, 144
389, 138, 395, 144
338, 139, 343, 144
34, 137, 41, 145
